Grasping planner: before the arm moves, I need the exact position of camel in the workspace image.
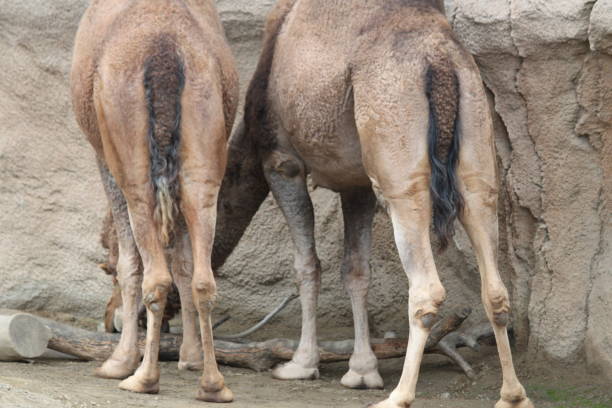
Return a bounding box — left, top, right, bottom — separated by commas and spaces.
71, 0, 238, 402
98, 209, 180, 334
216, 0, 533, 407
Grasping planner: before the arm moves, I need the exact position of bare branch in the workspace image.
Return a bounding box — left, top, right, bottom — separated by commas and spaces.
215, 293, 298, 340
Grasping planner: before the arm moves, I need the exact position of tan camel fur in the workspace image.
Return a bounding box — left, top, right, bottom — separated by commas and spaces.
71, 0, 238, 402
99, 210, 180, 334
232, 1, 534, 407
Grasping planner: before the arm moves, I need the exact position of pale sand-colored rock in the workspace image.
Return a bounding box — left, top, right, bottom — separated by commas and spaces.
0, 0, 610, 381
590, 0, 612, 53
453, 0, 611, 377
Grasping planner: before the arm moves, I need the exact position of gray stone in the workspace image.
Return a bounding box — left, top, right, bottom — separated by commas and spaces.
589, 0, 612, 54
453, 0, 612, 379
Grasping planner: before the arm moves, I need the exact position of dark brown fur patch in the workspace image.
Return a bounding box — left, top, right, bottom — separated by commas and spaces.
426, 57, 463, 251
427, 58, 458, 160
144, 35, 185, 246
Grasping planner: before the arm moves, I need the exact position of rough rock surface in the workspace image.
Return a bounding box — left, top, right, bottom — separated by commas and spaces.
451, 0, 612, 375
0, 0, 609, 378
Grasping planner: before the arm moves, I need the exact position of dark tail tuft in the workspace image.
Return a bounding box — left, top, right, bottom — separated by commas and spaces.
144, 35, 185, 246
426, 61, 463, 251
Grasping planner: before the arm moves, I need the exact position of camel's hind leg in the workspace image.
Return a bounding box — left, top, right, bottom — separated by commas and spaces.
339, 188, 383, 389
117, 194, 172, 394
94, 81, 172, 394
263, 142, 321, 381
370, 192, 445, 408
94, 159, 142, 379
354, 72, 446, 408
170, 225, 203, 371
456, 69, 532, 408
179, 80, 233, 403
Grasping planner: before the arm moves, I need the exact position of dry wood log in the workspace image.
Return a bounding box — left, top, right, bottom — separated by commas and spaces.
38, 307, 485, 376
0, 313, 51, 361
0, 307, 497, 377
431, 322, 501, 379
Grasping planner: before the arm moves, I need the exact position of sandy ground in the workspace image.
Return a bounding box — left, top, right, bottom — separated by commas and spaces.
1, 346, 611, 408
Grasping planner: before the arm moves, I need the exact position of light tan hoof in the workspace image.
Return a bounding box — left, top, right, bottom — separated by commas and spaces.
118, 374, 160, 394
341, 368, 384, 389
94, 357, 138, 380
178, 359, 204, 371
272, 361, 319, 380
196, 385, 234, 403
495, 397, 534, 408
367, 398, 410, 408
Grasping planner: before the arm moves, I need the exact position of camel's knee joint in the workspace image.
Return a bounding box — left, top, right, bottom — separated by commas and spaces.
411, 284, 446, 328
275, 159, 301, 178
342, 265, 370, 293
294, 257, 320, 282
193, 279, 217, 305
142, 285, 169, 313
421, 313, 438, 329
487, 285, 509, 307
485, 285, 510, 325
266, 152, 303, 179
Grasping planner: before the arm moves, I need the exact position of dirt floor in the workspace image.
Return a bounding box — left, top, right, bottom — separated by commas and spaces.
1, 345, 611, 408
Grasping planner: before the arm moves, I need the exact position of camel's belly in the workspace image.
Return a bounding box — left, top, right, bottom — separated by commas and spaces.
278, 83, 370, 191
295, 109, 371, 191
270, 39, 370, 191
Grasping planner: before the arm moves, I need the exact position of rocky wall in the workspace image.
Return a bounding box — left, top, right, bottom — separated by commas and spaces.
450, 0, 611, 375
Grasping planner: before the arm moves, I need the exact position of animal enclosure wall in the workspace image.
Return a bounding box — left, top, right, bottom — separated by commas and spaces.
0, 0, 610, 378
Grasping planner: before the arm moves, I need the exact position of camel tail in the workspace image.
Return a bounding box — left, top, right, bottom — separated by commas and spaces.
144, 35, 185, 246
425, 60, 463, 251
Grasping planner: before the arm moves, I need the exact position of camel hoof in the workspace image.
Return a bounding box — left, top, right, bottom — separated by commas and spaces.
495, 397, 534, 408
178, 359, 203, 371
272, 361, 319, 381
341, 368, 384, 389
118, 374, 159, 394
197, 385, 234, 403
367, 398, 410, 408
94, 358, 138, 380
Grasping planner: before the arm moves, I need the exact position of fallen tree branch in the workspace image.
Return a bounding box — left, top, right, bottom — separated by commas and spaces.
212, 315, 232, 330
215, 293, 298, 340
436, 340, 477, 379
0, 305, 493, 377
38, 307, 488, 377
430, 322, 499, 379
426, 307, 472, 349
